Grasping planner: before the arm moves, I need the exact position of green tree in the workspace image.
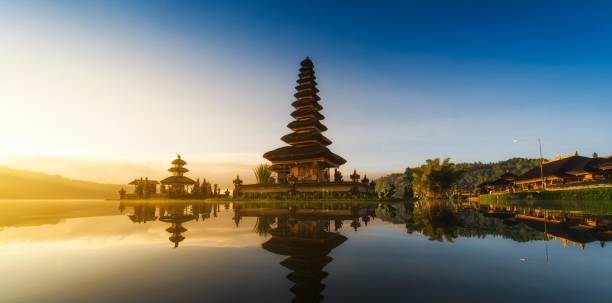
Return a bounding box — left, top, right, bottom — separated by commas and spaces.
411, 158, 464, 198
207, 182, 213, 196
254, 164, 273, 184
201, 178, 208, 196
192, 178, 201, 195
403, 167, 413, 184
374, 157, 540, 196
454, 158, 539, 190
377, 181, 396, 199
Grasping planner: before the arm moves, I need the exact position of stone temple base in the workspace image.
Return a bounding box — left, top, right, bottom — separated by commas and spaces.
236, 182, 375, 199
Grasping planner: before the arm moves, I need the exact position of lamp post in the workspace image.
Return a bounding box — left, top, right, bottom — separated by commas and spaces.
513, 138, 546, 190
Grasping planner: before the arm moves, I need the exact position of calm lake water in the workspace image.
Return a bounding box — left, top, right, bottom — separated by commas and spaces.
1, 199, 611, 303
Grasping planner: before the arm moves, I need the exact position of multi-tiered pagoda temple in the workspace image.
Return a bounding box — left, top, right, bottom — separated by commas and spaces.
236, 57, 375, 199
161, 155, 196, 196
263, 57, 346, 182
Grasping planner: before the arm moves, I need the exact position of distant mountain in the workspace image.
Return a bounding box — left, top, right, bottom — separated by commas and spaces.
0, 166, 122, 199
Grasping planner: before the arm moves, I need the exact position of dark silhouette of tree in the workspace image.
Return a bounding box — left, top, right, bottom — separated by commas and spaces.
192, 178, 201, 196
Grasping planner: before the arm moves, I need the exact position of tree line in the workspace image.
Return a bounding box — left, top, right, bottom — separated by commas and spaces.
375, 157, 539, 199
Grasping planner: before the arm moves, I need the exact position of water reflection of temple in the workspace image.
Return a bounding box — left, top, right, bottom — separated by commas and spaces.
234, 205, 376, 302
120, 201, 216, 248
127, 203, 157, 223
119, 201, 377, 300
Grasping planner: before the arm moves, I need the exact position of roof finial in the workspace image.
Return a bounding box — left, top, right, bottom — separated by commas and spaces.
302, 56, 312, 65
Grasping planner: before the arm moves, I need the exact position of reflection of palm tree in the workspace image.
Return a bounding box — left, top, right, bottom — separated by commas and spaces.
253, 216, 275, 236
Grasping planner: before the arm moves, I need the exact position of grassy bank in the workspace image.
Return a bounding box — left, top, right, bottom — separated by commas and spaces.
477, 192, 535, 204
479, 187, 612, 203
478, 187, 612, 214
539, 187, 612, 201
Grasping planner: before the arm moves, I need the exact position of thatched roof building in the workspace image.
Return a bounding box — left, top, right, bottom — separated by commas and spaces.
263, 57, 346, 182
160, 154, 195, 195
515, 153, 611, 189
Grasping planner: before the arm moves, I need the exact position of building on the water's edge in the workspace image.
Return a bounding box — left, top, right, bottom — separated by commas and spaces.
477, 152, 612, 194
476, 172, 518, 194
235, 57, 375, 199
119, 154, 227, 199
160, 155, 195, 195
515, 152, 612, 191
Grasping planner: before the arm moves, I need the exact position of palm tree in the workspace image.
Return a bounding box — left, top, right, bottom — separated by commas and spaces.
254, 164, 273, 184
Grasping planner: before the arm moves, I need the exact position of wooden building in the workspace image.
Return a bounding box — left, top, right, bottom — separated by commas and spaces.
160, 154, 196, 196
577, 155, 612, 180
514, 152, 612, 190
237, 57, 374, 198
120, 155, 226, 200
263, 57, 346, 183
126, 178, 159, 199
477, 172, 517, 193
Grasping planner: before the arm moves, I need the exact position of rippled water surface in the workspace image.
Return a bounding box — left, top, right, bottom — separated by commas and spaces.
1, 200, 611, 303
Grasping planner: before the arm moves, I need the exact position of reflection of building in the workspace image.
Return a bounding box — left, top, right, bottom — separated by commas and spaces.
263, 220, 346, 303
159, 208, 195, 248
235, 205, 375, 302
236, 58, 375, 198
120, 201, 216, 248
479, 204, 612, 249
128, 203, 157, 223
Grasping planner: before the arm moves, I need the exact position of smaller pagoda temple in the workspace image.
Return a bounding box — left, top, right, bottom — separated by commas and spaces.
160, 155, 196, 196
120, 155, 229, 200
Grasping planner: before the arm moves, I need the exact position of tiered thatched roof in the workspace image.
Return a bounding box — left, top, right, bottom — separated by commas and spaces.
263, 57, 346, 167
160, 154, 195, 185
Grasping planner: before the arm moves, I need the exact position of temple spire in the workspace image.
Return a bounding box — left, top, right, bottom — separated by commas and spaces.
281, 56, 330, 147
263, 57, 347, 182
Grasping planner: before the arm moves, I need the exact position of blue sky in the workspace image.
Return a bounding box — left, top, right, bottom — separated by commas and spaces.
0, 0, 611, 183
